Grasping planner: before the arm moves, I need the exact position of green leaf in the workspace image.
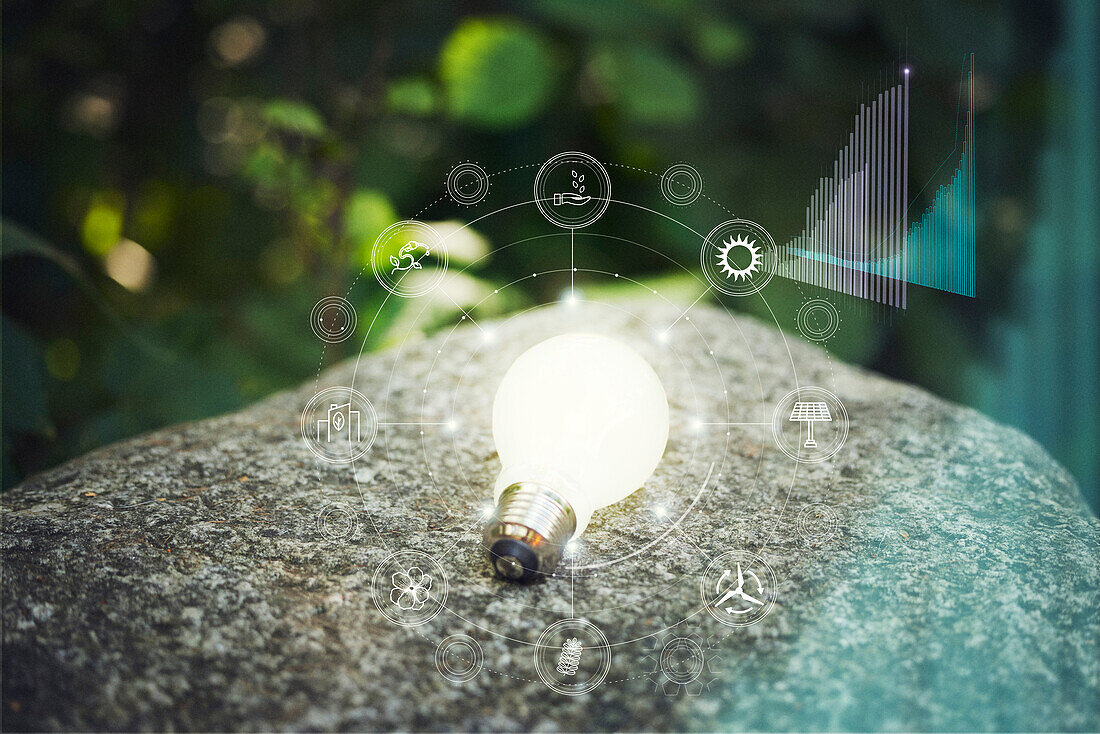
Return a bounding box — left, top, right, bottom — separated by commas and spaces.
386, 77, 438, 116
242, 140, 286, 185
262, 100, 328, 139
80, 191, 126, 256
344, 189, 397, 265
439, 18, 556, 129
591, 46, 701, 125
691, 21, 752, 66
2, 220, 82, 271
130, 179, 179, 250
1, 220, 177, 363
1, 318, 51, 436
526, 0, 685, 38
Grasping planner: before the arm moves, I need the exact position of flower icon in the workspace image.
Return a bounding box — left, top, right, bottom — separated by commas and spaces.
390, 566, 433, 611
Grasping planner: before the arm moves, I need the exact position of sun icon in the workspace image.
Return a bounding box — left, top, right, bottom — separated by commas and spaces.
716, 234, 762, 281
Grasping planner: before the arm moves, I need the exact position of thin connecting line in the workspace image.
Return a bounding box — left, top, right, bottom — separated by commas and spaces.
570, 229, 575, 295
664, 286, 713, 332
434, 513, 486, 560
700, 422, 768, 426
570, 463, 714, 572
377, 422, 450, 426
570, 564, 575, 618
442, 292, 484, 332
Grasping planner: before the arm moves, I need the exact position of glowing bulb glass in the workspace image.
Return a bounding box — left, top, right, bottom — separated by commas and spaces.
492, 333, 669, 535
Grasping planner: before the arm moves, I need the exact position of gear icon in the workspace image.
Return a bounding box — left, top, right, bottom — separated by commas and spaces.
716, 234, 762, 281
640, 633, 722, 697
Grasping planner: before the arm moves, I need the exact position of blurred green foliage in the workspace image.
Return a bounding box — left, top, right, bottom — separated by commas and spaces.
3, 1, 1091, 511
440, 18, 557, 128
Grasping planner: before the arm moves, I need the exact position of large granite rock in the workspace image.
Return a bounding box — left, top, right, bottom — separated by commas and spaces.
3, 301, 1098, 731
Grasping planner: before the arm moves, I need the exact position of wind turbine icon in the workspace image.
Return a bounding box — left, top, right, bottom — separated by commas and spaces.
713, 563, 765, 615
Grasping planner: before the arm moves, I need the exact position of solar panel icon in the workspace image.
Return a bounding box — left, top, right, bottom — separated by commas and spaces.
771, 387, 848, 464
789, 401, 832, 448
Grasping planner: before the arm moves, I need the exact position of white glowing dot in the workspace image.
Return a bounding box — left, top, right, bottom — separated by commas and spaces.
655, 330, 670, 344
904, 67, 911, 75
104, 239, 156, 292
573, 267, 577, 272
494, 289, 499, 294
482, 328, 495, 343
709, 350, 714, 355
654, 505, 667, 518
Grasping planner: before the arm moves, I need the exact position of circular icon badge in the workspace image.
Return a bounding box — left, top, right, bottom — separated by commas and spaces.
372, 220, 448, 297
701, 550, 778, 627
300, 386, 378, 464
796, 502, 841, 543
660, 636, 705, 685
533, 618, 612, 695
310, 296, 357, 343
660, 163, 703, 206
446, 162, 490, 206
771, 386, 849, 463
533, 152, 611, 229
372, 550, 448, 627
316, 501, 359, 541
642, 632, 722, 697
435, 634, 484, 683
700, 218, 777, 296
796, 299, 841, 342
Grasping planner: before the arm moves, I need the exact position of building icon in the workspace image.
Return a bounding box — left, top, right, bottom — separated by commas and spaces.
317, 402, 361, 442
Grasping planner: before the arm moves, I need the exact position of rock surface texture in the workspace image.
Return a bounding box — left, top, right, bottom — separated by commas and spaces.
3, 301, 1099, 731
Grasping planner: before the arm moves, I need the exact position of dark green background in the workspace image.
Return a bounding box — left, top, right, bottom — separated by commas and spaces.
3, 1, 1097, 514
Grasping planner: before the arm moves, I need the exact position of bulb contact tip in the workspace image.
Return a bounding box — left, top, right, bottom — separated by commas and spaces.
483, 483, 577, 582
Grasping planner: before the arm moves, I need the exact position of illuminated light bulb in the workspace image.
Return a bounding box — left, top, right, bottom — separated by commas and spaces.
484, 333, 669, 581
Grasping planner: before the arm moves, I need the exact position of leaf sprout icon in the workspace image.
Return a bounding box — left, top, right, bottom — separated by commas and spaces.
389, 240, 431, 276
390, 566, 433, 611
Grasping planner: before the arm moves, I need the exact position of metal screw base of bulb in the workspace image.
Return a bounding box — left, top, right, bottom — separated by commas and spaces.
483, 482, 577, 582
